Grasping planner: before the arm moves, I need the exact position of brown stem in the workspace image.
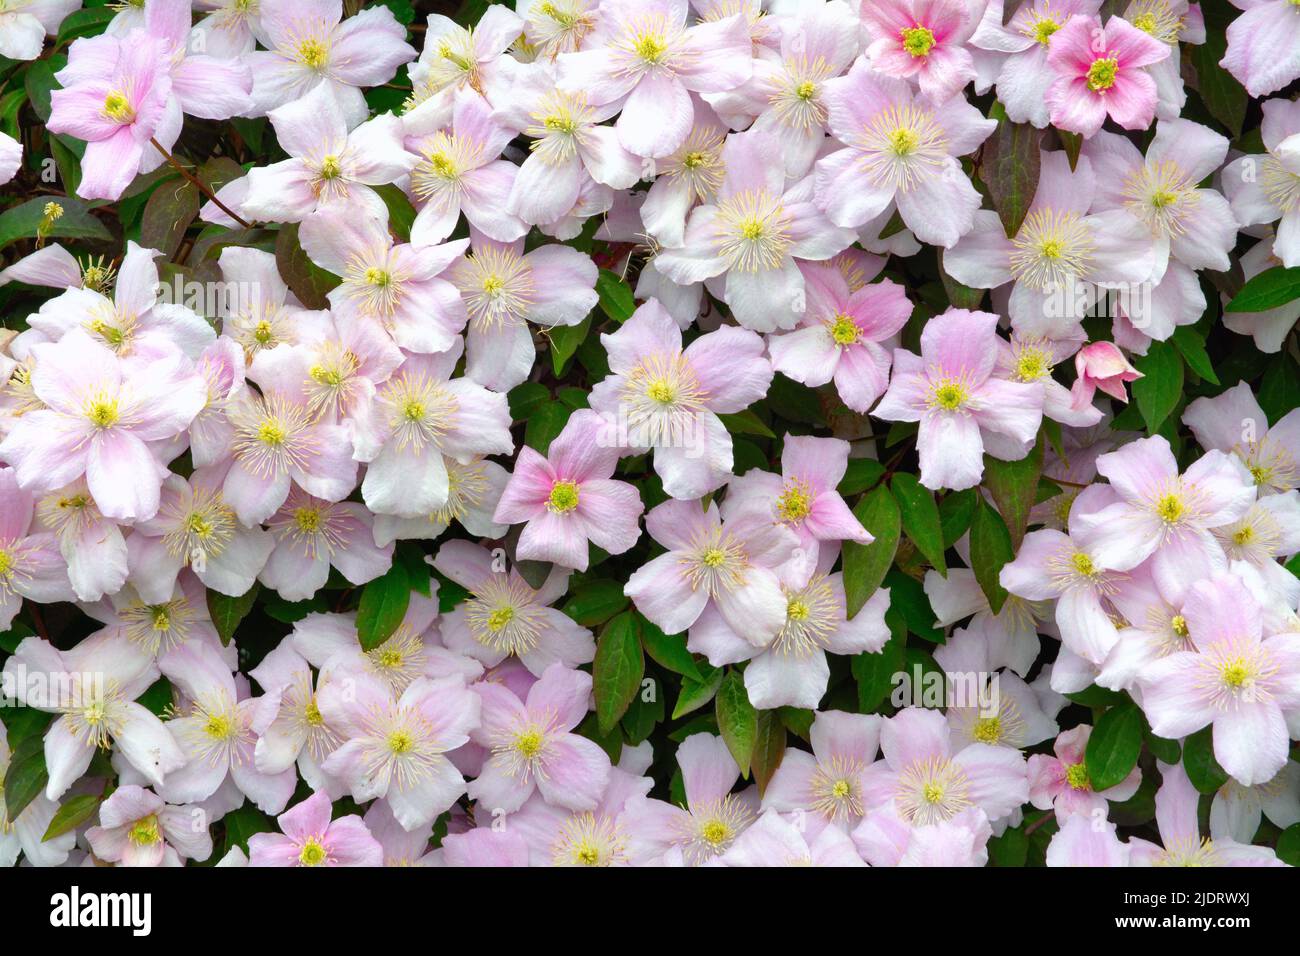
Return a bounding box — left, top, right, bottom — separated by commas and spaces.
1023, 810, 1054, 837
150, 138, 251, 229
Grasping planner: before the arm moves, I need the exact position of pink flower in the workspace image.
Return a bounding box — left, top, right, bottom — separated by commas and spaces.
1028, 725, 1141, 823
247, 639, 344, 794
246, 0, 415, 126
298, 206, 469, 355
767, 265, 912, 414
319, 670, 480, 831
815, 60, 995, 248
861, 0, 982, 105
1045, 15, 1170, 137
0, 329, 206, 521
1221, 0, 1300, 98
449, 236, 599, 392
468, 663, 612, 813
0, 130, 19, 185
762, 710, 882, 830
248, 790, 383, 866
1139, 574, 1300, 786
350, 346, 513, 519
619, 733, 757, 865
0, 0, 79, 60
405, 5, 524, 127
555, 0, 753, 159
260, 488, 394, 601
213, 246, 324, 358
1222, 98, 1300, 270
626, 498, 800, 645
1183, 380, 1300, 497
0, 467, 75, 628
1223, 238, 1300, 353
494, 410, 644, 572
1045, 813, 1131, 866
237, 82, 416, 225
433, 540, 596, 676
86, 785, 213, 867
721, 807, 866, 866
874, 308, 1044, 491
588, 298, 773, 499
0, 718, 75, 867
1070, 341, 1142, 410
221, 344, 359, 526
2, 630, 184, 800
1070, 435, 1256, 598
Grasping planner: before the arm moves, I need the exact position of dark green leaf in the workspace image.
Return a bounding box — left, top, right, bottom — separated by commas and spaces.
640, 619, 703, 681
969, 498, 1014, 614
42, 792, 102, 842
1131, 340, 1183, 435
1170, 326, 1219, 385
1182, 725, 1229, 795
1224, 266, 1300, 313
1084, 702, 1143, 791
3, 734, 48, 821
356, 561, 410, 651
982, 441, 1044, 548
750, 711, 786, 796
842, 486, 900, 618
561, 579, 629, 627
207, 584, 260, 646
891, 472, 946, 574
672, 664, 723, 719
523, 401, 571, 455
977, 103, 1042, 237
0, 196, 112, 251
595, 268, 636, 321
715, 670, 757, 777
593, 611, 643, 734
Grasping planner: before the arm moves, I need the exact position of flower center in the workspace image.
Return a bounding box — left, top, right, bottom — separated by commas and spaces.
515, 729, 544, 759
299, 837, 328, 866
929, 378, 968, 412
1220, 658, 1251, 690
1155, 493, 1184, 524
971, 717, 1002, 744
634, 32, 667, 64
103, 91, 135, 123
901, 25, 935, 57
297, 38, 328, 70
1071, 552, 1097, 577
828, 313, 860, 346
1170, 614, 1188, 638
128, 815, 161, 846
548, 480, 580, 514
294, 507, 322, 534
775, 480, 813, 522
487, 606, 515, 631
1031, 17, 1059, 44
1066, 762, 1090, 790
1086, 57, 1119, 92
86, 399, 120, 428
319, 155, 341, 180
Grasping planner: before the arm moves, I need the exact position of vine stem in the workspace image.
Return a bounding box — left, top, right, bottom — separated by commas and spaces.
150, 138, 251, 229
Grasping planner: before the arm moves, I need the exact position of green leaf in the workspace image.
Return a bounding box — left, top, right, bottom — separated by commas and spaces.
595, 268, 636, 321
275, 222, 340, 310
373, 183, 417, 241
1278, 824, 1300, 867
593, 611, 643, 734
1145, 728, 1181, 766
548, 315, 591, 376
842, 486, 900, 618
141, 179, 201, 260
206, 584, 260, 646
672, 664, 724, 719
837, 458, 885, 496
561, 578, 629, 627
750, 711, 786, 797
507, 382, 549, 421
639, 619, 703, 681
1259, 353, 1300, 426
969, 497, 1014, 614
981, 442, 1044, 549
1084, 702, 1144, 791
221, 805, 277, 856
356, 561, 411, 652
890, 473, 946, 574
43, 792, 102, 842
938, 488, 977, 547
0, 196, 112, 252
1170, 326, 1219, 385
394, 542, 431, 597
778, 707, 814, 740
717, 408, 775, 439
715, 670, 757, 778
937, 250, 984, 310
988, 826, 1030, 867
621, 679, 664, 744
852, 629, 904, 713
55, 7, 117, 44
884, 569, 943, 642
3, 734, 48, 821
977, 103, 1042, 238
523, 401, 572, 456
1224, 266, 1300, 313
1188, 30, 1247, 138
1182, 726, 1229, 795
1131, 340, 1183, 435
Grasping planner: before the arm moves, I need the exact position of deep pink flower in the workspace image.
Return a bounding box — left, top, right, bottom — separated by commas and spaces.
248, 790, 383, 866
1045, 15, 1170, 136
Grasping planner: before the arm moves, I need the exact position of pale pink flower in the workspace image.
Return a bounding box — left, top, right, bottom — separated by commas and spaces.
289, 311, 404, 425
237, 82, 416, 224
401, 89, 527, 247
298, 206, 469, 355
874, 308, 1044, 491
432, 540, 596, 676
996, 332, 1102, 427
1028, 725, 1142, 823
363, 799, 438, 866
319, 671, 480, 831
0, 330, 206, 521
449, 236, 599, 392
260, 487, 393, 601
86, 572, 225, 664
2, 630, 184, 800
494, 410, 643, 572
1045, 813, 1131, 866
636, 100, 727, 248
0, 129, 20, 183
0, 468, 76, 628
1211, 761, 1300, 845
370, 456, 511, 548
405, 5, 525, 128
620, 733, 757, 865
1069, 341, 1142, 410
128, 468, 275, 602
86, 785, 213, 867
1071, 435, 1256, 597
214, 246, 325, 358
587, 298, 773, 499
248, 639, 345, 796
814, 60, 995, 248
192, 0, 265, 58
1220, 0, 1300, 98
1139, 574, 1300, 787
0, 243, 85, 290
721, 807, 866, 866
767, 265, 912, 414
350, 345, 513, 519
626, 498, 800, 646
555, 0, 753, 159
0, 0, 78, 60
33, 479, 126, 603
221, 344, 359, 526
1183, 380, 1300, 497
1045, 15, 1170, 137
159, 640, 297, 813
861, 0, 982, 104
761, 710, 882, 830
1222, 237, 1300, 353
0, 718, 76, 867
246, 0, 415, 126
248, 790, 383, 866
468, 663, 612, 813
1128, 760, 1286, 865
1222, 98, 1300, 270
